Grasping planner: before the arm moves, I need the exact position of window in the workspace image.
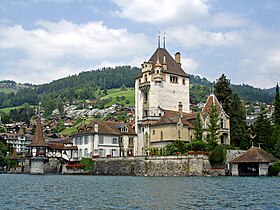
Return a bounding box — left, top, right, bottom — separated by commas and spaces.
119, 137, 123, 144
182, 79, 185, 85
84, 136, 89, 144
99, 149, 104, 157
79, 149, 82, 158
144, 92, 148, 102
121, 126, 128, 133
99, 136, 104, 144
178, 130, 181, 139
129, 137, 134, 145
170, 76, 178, 84
79, 137, 82, 145
160, 131, 163, 141
111, 149, 117, 157
144, 74, 148, 82
84, 148, 88, 157
220, 119, 224, 128
153, 130, 155, 135
112, 137, 118, 144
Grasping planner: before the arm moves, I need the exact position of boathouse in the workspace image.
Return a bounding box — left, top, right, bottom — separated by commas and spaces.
229, 146, 277, 176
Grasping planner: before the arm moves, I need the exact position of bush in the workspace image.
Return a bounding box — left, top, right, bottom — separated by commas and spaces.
186, 140, 209, 152
209, 145, 226, 164
269, 160, 280, 176
80, 158, 95, 171
165, 140, 187, 155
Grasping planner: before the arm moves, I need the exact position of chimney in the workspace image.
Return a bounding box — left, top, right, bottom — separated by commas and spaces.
175, 52, 181, 66
94, 123, 98, 133
178, 102, 183, 116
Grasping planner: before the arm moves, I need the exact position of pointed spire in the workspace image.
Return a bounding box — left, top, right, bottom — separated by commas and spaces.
10, 149, 19, 160
163, 32, 166, 49
27, 117, 49, 147
158, 32, 161, 48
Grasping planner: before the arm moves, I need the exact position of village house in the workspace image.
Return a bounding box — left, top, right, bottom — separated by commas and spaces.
69, 121, 136, 159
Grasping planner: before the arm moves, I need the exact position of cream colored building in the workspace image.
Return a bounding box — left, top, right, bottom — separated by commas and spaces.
135, 41, 190, 155
201, 94, 230, 145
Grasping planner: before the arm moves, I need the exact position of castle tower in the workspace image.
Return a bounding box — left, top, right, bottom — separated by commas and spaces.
135, 40, 190, 155
26, 117, 49, 174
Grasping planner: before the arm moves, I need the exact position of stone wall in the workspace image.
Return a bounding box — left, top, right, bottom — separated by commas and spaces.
93, 155, 222, 176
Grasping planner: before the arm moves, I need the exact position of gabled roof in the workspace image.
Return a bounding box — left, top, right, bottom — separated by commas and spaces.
10, 149, 19, 160
136, 47, 189, 78
152, 109, 196, 128
229, 147, 277, 163
71, 120, 136, 137
27, 117, 49, 147
201, 94, 223, 117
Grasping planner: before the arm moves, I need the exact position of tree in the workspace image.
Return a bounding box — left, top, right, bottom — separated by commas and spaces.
251, 113, 274, 153
274, 83, 280, 125
273, 124, 280, 158
193, 113, 203, 141
214, 74, 249, 148
207, 104, 219, 149
214, 74, 232, 114
228, 93, 249, 149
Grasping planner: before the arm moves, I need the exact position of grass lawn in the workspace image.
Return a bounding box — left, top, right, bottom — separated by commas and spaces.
101, 88, 135, 107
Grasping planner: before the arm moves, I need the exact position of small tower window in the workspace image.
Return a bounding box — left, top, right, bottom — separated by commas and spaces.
220, 119, 224, 128
160, 131, 163, 141
182, 79, 185, 85
145, 74, 148, 82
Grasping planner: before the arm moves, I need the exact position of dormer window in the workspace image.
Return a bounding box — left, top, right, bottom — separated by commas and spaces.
121, 126, 128, 133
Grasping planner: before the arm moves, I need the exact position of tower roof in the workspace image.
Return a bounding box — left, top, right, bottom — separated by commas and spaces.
136, 47, 189, 78
27, 117, 49, 147
10, 149, 19, 160
201, 94, 223, 116
149, 48, 189, 77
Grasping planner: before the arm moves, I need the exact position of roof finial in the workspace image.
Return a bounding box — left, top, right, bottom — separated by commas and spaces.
158, 32, 161, 48
163, 32, 166, 49
251, 141, 254, 147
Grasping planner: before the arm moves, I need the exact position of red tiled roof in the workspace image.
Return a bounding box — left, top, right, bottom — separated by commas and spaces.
229, 147, 278, 163
201, 94, 222, 116
48, 143, 77, 150
152, 109, 196, 128
136, 47, 189, 78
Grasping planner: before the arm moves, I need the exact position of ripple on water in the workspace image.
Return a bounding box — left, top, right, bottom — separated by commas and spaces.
0, 175, 280, 209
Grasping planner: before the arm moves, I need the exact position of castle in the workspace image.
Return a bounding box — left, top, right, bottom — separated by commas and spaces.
134, 37, 230, 155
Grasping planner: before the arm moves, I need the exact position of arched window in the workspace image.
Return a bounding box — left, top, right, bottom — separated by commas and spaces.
178, 130, 181, 139
160, 131, 163, 141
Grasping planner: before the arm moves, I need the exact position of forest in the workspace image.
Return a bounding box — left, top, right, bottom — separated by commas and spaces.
0, 66, 276, 111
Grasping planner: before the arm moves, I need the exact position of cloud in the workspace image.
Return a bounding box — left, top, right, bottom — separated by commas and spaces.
209, 12, 250, 28
166, 25, 243, 49
112, 0, 209, 25
0, 20, 152, 84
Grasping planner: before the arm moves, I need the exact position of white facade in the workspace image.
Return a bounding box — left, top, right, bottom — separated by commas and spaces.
5, 134, 32, 153
135, 47, 190, 155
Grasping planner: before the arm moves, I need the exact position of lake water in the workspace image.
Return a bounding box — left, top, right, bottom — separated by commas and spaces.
0, 174, 279, 210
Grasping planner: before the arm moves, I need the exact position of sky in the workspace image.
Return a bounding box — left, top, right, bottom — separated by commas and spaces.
0, 0, 280, 88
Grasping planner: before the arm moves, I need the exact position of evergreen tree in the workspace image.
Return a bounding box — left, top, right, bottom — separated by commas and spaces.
214, 74, 249, 148
274, 83, 280, 125
228, 93, 249, 149
214, 74, 232, 114
193, 113, 203, 141
251, 113, 273, 152
207, 104, 219, 149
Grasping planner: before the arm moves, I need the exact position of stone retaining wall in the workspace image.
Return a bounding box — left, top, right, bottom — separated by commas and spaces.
93, 155, 223, 176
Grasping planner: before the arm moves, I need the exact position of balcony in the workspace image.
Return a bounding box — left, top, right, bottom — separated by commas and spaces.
139, 82, 150, 92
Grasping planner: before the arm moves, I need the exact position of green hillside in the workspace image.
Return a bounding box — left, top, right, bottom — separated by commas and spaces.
101, 88, 135, 106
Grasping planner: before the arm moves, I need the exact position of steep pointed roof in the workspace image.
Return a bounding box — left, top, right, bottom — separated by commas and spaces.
136, 47, 189, 78
10, 149, 19, 160
201, 94, 223, 116
17, 126, 24, 136
150, 48, 188, 77
27, 117, 49, 147
229, 147, 277, 163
